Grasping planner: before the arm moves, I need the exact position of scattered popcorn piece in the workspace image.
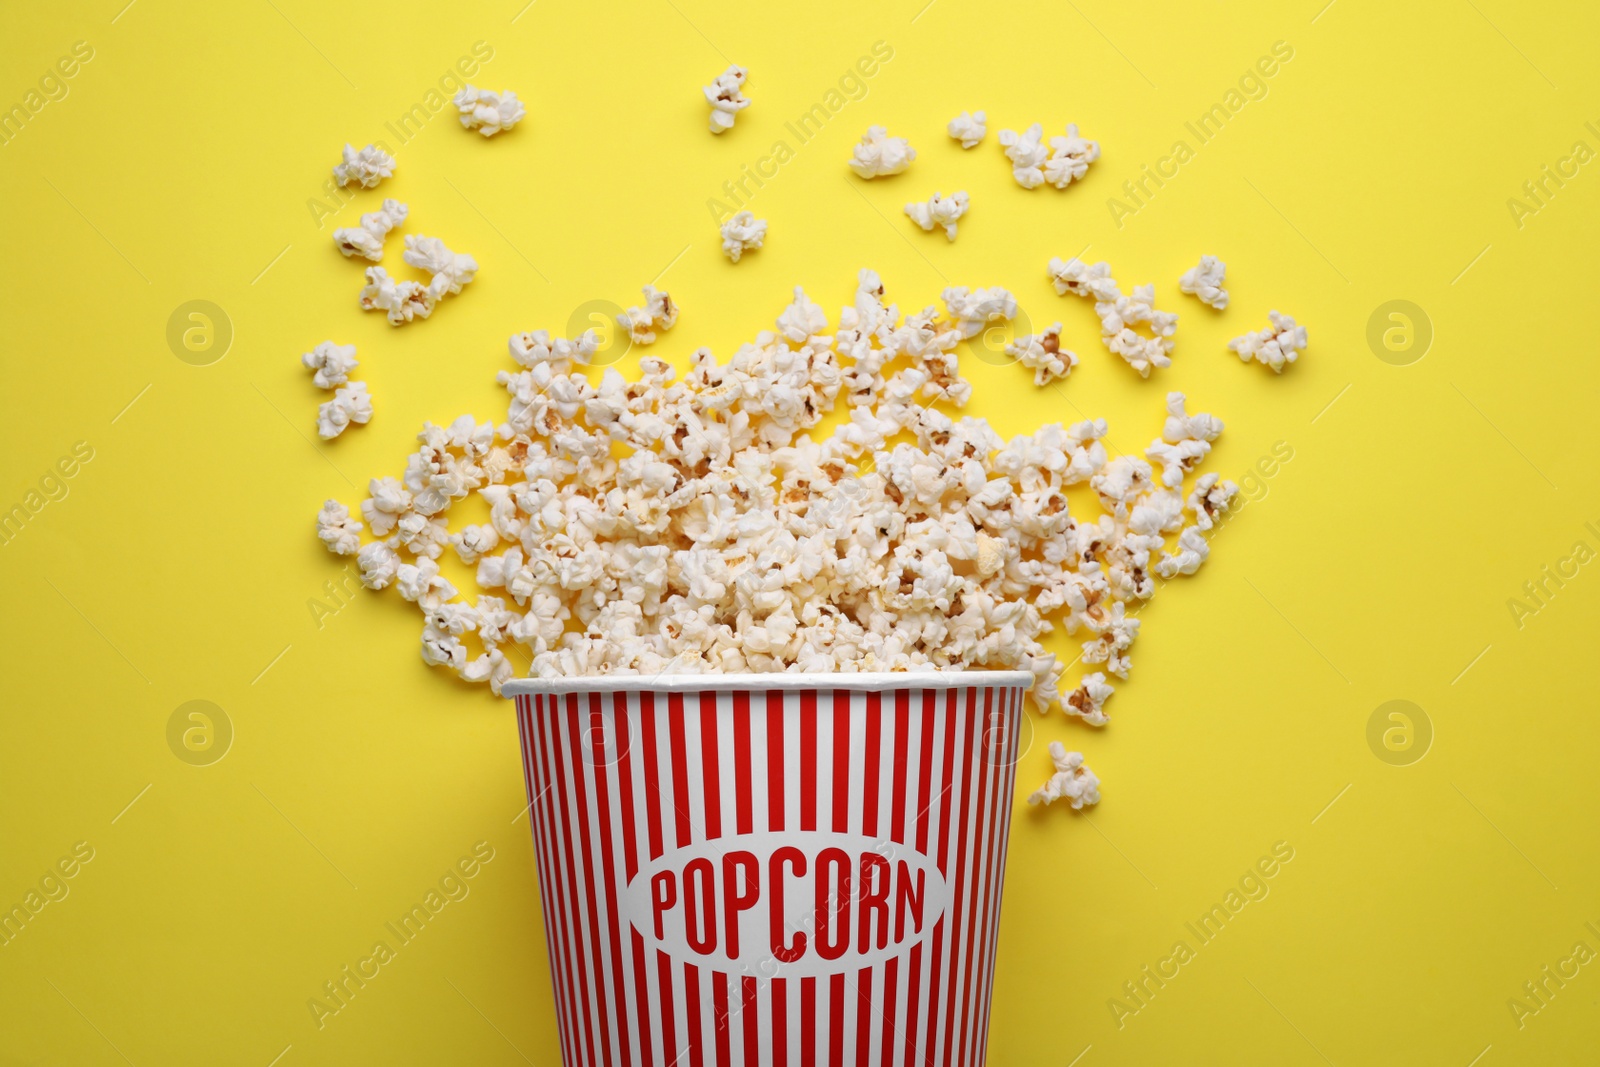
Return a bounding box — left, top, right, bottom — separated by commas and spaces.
1062, 672, 1115, 727
361, 476, 412, 536
454, 86, 525, 137
616, 286, 679, 345
1005, 323, 1078, 385
1027, 742, 1101, 808
1229, 311, 1307, 373
849, 126, 916, 179
403, 235, 478, 296
703, 65, 750, 134
302, 341, 358, 390
947, 110, 986, 149
942, 285, 1017, 339
1097, 284, 1178, 378
1155, 525, 1210, 578
397, 557, 458, 610
1043, 123, 1099, 189
998, 124, 1048, 188
317, 381, 373, 440
904, 191, 969, 241
1178, 255, 1229, 310
316, 500, 363, 555
1161, 391, 1224, 445
719, 211, 767, 262
332, 143, 396, 189
1145, 393, 1223, 487
1046, 257, 1119, 301
1186, 472, 1240, 531
451, 523, 501, 565
333, 199, 408, 262
357, 540, 400, 589
360, 266, 433, 325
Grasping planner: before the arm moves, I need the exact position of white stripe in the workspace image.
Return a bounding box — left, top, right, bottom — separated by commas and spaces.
530, 701, 579, 1064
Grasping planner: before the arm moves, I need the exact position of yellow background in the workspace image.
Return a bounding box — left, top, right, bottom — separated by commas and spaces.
3, 0, 1598, 1063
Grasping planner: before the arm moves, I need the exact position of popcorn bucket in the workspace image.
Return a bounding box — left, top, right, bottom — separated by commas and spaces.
505, 671, 1032, 1067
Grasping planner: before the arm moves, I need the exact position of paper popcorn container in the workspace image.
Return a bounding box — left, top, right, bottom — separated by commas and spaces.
504, 670, 1033, 1067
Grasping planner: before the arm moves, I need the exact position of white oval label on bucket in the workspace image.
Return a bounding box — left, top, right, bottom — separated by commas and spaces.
623, 832, 952, 979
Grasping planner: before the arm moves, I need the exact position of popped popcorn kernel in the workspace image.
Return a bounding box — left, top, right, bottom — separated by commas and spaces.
1027, 742, 1101, 808
616, 286, 678, 345
703, 65, 750, 134
333, 199, 407, 262
332, 143, 396, 189
1229, 310, 1307, 373
947, 110, 986, 149
849, 125, 916, 179
316, 500, 363, 556
1043, 123, 1099, 189
317, 381, 372, 440
998, 124, 1048, 188
454, 86, 525, 137
1179, 255, 1229, 310
904, 191, 969, 241
302, 341, 358, 390
720, 211, 767, 262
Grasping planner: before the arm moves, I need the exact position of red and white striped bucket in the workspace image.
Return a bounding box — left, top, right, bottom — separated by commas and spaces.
505, 671, 1032, 1067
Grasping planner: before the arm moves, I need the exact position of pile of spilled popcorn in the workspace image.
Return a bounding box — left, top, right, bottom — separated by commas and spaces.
309, 73, 1314, 810
314, 269, 1254, 810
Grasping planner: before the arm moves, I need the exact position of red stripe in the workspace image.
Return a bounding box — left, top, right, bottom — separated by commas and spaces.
733, 690, 753, 836
542, 696, 594, 1066
904, 688, 937, 1067
656, 951, 677, 1063
855, 967, 873, 1065
741, 975, 760, 1065
766, 690, 785, 833
890, 690, 911, 845
940, 687, 980, 1067
831, 690, 850, 834
828, 973, 845, 1065
902, 944, 923, 1067
712, 970, 731, 1067
801, 977, 816, 1065
955, 688, 997, 1064
766, 691, 789, 1067
641, 693, 678, 1062
799, 690, 817, 832
772, 979, 788, 1067
859, 688, 884, 1061
915, 688, 938, 854
861, 689, 882, 836
683, 963, 704, 1067
667, 692, 693, 849
522, 699, 572, 1064
699, 691, 722, 841
612, 694, 655, 1067
640, 692, 665, 860
922, 688, 960, 1062
587, 693, 633, 1067
879, 957, 899, 1067
566, 694, 613, 1067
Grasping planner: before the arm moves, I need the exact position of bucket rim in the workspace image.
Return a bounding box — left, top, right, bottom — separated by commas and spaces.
502, 669, 1035, 697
